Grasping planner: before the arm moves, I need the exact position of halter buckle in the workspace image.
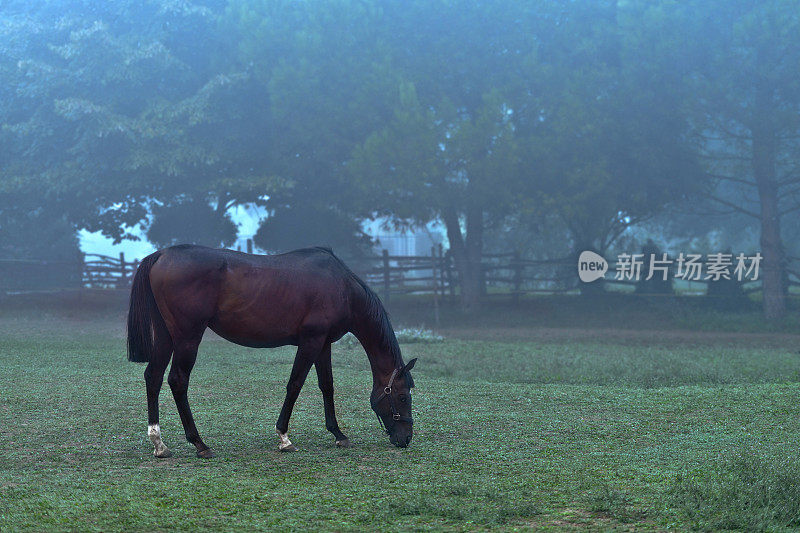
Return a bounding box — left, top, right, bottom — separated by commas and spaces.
393, 413, 401, 421
384, 386, 392, 395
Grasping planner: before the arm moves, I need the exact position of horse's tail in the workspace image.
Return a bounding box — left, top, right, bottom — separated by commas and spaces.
127, 251, 164, 363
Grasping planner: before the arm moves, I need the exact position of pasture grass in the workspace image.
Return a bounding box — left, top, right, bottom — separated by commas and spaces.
1, 294, 800, 531
669, 452, 800, 530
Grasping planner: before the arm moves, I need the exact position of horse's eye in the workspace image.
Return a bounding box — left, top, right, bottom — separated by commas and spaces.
399, 395, 407, 403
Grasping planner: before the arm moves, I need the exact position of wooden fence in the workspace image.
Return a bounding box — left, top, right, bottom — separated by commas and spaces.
82, 253, 137, 288
0, 253, 136, 292
3, 249, 800, 300
52, 248, 571, 298
352, 247, 574, 302
345, 248, 800, 302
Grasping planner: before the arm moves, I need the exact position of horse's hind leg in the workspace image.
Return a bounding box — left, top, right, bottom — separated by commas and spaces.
315, 343, 350, 447
144, 319, 173, 458
276, 334, 326, 451
169, 337, 214, 458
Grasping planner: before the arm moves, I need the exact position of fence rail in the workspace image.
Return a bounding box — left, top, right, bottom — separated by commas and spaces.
3, 248, 800, 301
81, 253, 136, 288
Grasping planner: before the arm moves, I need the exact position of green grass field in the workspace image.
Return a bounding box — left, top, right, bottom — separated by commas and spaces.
2, 293, 800, 531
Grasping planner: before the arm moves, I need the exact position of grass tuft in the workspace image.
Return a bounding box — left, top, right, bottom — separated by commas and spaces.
670, 452, 800, 531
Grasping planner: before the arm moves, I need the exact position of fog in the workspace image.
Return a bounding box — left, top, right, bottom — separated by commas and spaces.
1, 0, 799, 317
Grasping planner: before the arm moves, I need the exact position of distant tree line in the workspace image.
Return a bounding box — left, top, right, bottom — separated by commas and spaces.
1, 1, 798, 317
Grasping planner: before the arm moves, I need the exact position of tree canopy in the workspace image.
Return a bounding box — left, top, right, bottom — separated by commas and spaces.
1, 0, 797, 315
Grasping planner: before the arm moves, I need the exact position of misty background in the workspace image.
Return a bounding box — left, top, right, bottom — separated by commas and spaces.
1, 0, 799, 317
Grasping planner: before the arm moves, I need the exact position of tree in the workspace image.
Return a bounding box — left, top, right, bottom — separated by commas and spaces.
637, 0, 800, 318
347, 0, 703, 306
350, 85, 520, 309
226, 0, 402, 257
254, 204, 373, 256
146, 198, 238, 249
341, 0, 539, 309
1, 1, 282, 246
515, 0, 704, 267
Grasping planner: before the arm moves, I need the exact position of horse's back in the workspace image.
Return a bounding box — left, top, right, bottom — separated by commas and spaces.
150, 245, 354, 346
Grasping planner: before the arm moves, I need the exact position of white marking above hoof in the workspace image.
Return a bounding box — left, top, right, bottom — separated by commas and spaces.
148, 424, 170, 457
276, 429, 297, 451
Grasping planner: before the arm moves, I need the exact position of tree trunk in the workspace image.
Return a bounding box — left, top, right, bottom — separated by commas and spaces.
462, 206, 484, 309
752, 108, 786, 319
442, 207, 484, 311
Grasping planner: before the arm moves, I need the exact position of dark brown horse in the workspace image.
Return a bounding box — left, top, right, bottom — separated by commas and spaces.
127, 244, 416, 458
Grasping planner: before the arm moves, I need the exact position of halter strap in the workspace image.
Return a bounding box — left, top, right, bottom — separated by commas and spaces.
386, 367, 399, 391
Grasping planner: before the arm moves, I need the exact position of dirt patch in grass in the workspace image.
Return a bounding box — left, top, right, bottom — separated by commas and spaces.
544, 507, 653, 531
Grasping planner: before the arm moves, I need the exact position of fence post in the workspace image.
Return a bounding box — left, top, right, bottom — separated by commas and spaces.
78, 251, 85, 301
119, 252, 126, 289
431, 246, 440, 327
480, 261, 487, 296
513, 250, 522, 305
445, 249, 455, 302
247, 239, 253, 254
382, 249, 391, 303
430, 246, 437, 299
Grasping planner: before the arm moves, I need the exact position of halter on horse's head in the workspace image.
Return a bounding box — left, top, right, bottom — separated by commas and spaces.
371, 358, 417, 447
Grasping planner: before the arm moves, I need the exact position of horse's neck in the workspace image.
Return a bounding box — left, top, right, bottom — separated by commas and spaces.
351, 323, 396, 385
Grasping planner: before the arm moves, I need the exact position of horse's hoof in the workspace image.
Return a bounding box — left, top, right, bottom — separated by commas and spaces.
154, 448, 172, 458
196, 448, 216, 459
279, 443, 299, 452
335, 439, 352, 448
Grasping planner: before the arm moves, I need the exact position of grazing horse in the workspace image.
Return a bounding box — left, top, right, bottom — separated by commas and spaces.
127, 245, 416, 458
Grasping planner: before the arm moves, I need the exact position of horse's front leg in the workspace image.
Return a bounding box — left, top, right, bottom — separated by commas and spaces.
275, 335, 324, 451
315, 343, 351, 447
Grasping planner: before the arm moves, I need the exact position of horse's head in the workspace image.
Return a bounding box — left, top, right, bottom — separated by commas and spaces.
371, 358, 417, 447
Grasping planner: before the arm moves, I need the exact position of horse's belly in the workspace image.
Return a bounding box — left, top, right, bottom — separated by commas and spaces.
208, 311, 300, 348
208, 325, 297, 348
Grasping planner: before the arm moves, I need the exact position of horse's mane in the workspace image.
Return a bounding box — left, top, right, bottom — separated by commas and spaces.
313, 247, 412, 385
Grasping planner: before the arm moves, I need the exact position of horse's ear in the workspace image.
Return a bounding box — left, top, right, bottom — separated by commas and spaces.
403, 358, 417, 372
